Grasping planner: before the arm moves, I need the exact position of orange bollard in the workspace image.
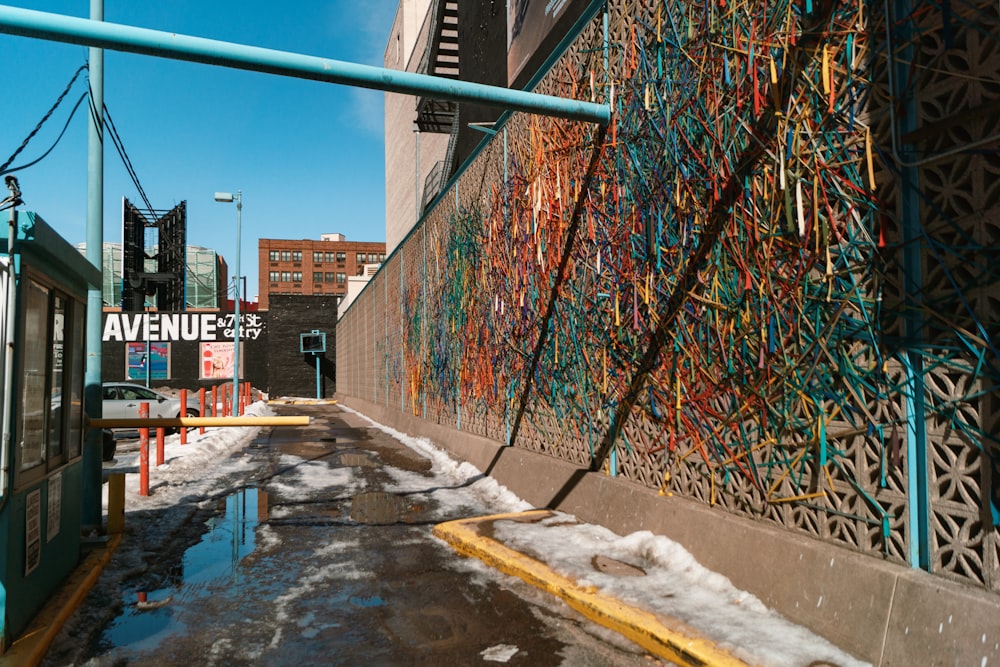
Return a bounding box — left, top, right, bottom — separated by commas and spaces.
211, 385, 218, 418
199, 388, 206, 435
139, 402, 149, 496
180, 388, 188, 445
156, 428, 165, 466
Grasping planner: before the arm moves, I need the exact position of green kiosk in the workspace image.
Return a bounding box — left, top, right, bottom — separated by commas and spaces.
0, 208, 101, 650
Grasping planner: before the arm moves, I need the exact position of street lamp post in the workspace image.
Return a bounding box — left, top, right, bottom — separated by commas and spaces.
214, 190, 242, 417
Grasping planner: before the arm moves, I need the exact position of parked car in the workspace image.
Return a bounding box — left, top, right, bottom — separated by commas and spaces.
102, 428, 116, 461
101, 382, 201, 433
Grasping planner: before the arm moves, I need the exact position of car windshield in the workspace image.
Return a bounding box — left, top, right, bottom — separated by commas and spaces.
118, 386, 160, 401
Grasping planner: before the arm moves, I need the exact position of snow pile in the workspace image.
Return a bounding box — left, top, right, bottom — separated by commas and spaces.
341, 405, 869, 667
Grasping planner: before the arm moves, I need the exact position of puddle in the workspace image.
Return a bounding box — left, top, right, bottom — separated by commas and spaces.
101, 487, 266, 651
350, 492, 409, 524
337, 452, 374, 467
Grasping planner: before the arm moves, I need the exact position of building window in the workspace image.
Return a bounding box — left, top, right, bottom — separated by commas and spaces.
292, 271, 303, 282
336, 272, 346, 284
292, 251, 302, 262
325, 252, 337, 262
313, 272, 322, 283
269, 250, 279, 261
269, 271, 280, 282
281, 271, 291, 282
280, 250, 291, 262
313, 251, 323, 263
325, 272, 335, 282
336, 252, 346, 262
356, 253, 366, 263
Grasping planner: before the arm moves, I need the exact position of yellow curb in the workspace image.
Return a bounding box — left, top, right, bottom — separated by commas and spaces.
1, 533, 122, 667
267, 399, 338, 405
433, 511, 751, 667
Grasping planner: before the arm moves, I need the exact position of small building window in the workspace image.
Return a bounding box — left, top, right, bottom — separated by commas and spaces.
292, 251, 302, 262
313, 251, 323, 263
269, 250, 279, 261
280, 251, 291, 262
292, 271, 303, 282
281, 271, 291, 282
326, 252, 337, 262
269, 271, 280, 282
325, 272, 336, 283
336, 252, 346, 262
313, 272, 323, 283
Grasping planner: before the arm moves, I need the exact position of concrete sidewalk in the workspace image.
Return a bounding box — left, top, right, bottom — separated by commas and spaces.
434, 510, 749, 667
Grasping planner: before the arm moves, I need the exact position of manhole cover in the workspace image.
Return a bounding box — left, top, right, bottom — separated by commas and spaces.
350, 492, 408, 524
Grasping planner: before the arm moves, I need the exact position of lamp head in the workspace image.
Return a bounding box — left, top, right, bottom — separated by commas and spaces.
214, 192, 234, 203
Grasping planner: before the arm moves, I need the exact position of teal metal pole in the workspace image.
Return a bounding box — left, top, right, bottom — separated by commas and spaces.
0, 5, 610, 126
315, 354, 320, 400
81, 0, 103, 528
887, 0, 930, 570
233, 191, 241, 416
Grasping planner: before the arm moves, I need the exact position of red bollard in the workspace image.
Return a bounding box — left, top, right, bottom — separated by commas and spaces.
211, 385, 218, 418
139, 402, 149, 496
156, 428, 165, 466
199, 388, 206, 435
179, 388, 188, 445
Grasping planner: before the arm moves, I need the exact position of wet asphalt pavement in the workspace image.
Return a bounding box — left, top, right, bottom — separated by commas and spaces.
49, 404, 663, 666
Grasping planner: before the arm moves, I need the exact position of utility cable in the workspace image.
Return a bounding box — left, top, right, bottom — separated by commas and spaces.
102, 100, 155, 213
0, 64, 89, 175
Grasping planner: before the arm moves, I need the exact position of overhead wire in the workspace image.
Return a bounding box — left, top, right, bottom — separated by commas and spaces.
0, 64, 89, 176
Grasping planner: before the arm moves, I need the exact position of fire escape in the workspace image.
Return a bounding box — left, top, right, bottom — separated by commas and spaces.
415, 0, 461, 212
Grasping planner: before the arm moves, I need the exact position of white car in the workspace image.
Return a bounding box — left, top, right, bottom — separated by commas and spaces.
101, 382, 201, 431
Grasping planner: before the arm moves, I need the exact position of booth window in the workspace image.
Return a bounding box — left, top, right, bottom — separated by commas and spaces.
66, 301, 84, 460
16, 277, 86, 487
47, 296, 65, 462
19, 280, 50, 471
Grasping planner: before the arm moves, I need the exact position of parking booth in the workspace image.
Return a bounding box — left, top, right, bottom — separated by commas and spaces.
0, 210, 101, 650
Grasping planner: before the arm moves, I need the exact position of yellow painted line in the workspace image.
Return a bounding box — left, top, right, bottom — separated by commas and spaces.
1, 534, 122, 667
88, 415, 310, 429
267, 399, 338, 405
433, 511, 751, 667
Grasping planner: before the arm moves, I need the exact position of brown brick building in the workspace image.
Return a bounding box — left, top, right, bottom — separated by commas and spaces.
257, 234, 386, 310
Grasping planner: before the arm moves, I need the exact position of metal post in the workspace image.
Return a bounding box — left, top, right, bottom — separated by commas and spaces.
81, 0, 104, 526
233, 191, 241, 417
887, 0, 930, 570
315, 353, 321, 399
215, 190, 242, 417
179, 388, 187, 444
139, 402, 149, 496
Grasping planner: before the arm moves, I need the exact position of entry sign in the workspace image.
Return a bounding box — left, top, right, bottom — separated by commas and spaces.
300, 330, 326, 354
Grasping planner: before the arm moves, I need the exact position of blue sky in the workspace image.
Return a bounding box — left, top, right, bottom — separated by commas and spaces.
1, 0, 397, 301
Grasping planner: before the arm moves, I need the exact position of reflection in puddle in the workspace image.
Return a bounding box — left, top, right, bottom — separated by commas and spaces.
350, 491, 408, 525
102, 487, 266, 652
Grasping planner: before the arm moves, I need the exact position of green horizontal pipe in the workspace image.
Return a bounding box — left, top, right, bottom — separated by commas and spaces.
0, 5, 611, 125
